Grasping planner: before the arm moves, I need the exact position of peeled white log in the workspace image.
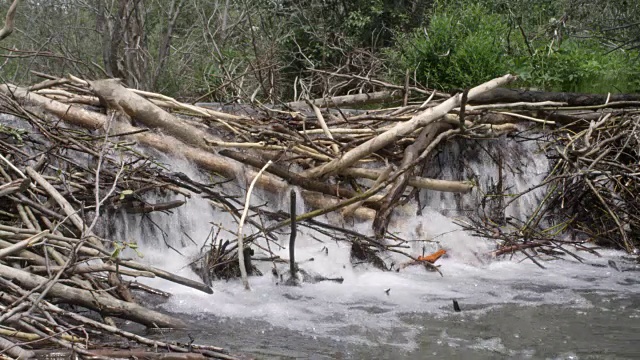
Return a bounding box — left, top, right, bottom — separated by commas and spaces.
303, 74, 517, 178
340, 167, 473, 193
0, 84, 105, 129
285, 91, 401, 110
89, 79, 210, 149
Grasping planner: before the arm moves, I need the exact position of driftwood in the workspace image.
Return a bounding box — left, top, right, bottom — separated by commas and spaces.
0, 263, 184, 328
302, 74, 517, 178
2, 70, 639, 357
3, 82, 377, 221
284, 90, 402, 110
90, 79, 211, 149
471, 87, 640, 106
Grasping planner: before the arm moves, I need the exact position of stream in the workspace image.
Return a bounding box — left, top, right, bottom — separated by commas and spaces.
103, 133, 640, 360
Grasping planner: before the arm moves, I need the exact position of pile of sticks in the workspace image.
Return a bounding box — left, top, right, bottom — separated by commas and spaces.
530, 109, 640, 253
1, 70, 639, 356
0, 98, 243, 357
455, 95, 640, 264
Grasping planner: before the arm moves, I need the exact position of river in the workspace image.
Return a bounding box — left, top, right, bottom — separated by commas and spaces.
104, 136, 640, 360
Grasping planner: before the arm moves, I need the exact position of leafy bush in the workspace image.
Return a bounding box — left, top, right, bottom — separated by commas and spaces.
386, 1, 640, 93
388, 3, 511, 89
516, 41, 640, 93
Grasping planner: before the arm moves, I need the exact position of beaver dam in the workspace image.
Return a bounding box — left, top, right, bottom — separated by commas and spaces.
0, 73, 639, 359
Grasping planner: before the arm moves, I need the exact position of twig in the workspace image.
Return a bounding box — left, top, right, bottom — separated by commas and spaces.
237, 160, 273, 290
289, 189, 297, 282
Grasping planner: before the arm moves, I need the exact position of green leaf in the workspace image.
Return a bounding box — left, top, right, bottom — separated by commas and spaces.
119, 190, 133, 200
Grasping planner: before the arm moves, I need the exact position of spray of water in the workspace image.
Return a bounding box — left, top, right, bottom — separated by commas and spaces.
106, 135, 637, 349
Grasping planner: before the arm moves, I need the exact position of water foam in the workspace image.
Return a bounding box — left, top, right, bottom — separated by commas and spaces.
107, 136, 639, 350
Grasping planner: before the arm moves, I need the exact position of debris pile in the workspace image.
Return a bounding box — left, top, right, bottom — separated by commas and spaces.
1, 71, 639, 356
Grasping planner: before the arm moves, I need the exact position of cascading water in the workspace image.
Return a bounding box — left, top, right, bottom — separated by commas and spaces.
106, 131, 639, 359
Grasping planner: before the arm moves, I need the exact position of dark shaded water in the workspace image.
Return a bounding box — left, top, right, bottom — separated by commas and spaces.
143, 291, 640, 359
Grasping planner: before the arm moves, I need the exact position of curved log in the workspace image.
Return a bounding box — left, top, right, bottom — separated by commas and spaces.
0, 83, 374, 221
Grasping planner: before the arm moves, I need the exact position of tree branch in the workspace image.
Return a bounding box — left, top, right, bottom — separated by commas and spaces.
0, 0, 20, 42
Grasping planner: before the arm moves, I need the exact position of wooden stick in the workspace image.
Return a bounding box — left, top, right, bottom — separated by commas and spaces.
307, 101, 340, 155
237, 160, 273, 290
0, 335, 35, 360
303, 74, 516, 178
0, 230, 49, 259
0, 263, 186, 328
289, 190, 298, 283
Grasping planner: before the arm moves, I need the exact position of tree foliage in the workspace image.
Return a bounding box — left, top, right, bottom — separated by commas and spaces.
0, 0, 638, 99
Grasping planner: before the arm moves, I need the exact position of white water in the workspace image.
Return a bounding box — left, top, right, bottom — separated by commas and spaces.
104, 134, 639, 354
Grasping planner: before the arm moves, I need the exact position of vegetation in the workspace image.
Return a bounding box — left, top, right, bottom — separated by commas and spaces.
388, 1, 640, 93
1, 1, 639, 357
1, 0, 639, 99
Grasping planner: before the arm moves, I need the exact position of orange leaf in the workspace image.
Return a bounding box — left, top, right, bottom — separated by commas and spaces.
417, 249, 447, 264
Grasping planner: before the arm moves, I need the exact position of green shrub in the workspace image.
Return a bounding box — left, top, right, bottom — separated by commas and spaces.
386, 1, 640, 93
516, 41, 640, 93
387, 2, 511, 89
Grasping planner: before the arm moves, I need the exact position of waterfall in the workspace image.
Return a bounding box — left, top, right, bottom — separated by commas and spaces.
102, 129, 633, 348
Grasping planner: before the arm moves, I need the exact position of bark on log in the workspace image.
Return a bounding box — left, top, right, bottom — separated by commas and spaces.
0, 178, 30, 197
340, 168, 473, 192
127, 123, 375, 221
303, 74, 516, 178
0, 84, 105, 129
89, 79, 210, 149
117, 199, 186, 214
87, 80, 376, 219
0, 239, 47, 265
470, 88, 640, 106
0, 263, 185, 328
284, 91, 401, 110
26, 263, 155, 278
0, 335, 35, 360
218, 149, 382, 208
0, 230, 48, 259
300, 190, 377, 220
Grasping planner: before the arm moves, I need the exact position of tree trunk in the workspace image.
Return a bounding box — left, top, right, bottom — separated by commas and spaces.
470, 88, 640, 106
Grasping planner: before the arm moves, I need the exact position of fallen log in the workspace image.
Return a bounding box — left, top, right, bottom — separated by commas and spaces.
0, 230, 48, 259
0, 336, 35, 360
0, 83, 375, 221
470, 87, 640, 106
0, 84, 105, 129
284, 90, 402, 110
0, 263, 186, 328
302, 74, 516, 178
89, 79, 210, 149
340, 167, 473, 192
0, 178, 30, 197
